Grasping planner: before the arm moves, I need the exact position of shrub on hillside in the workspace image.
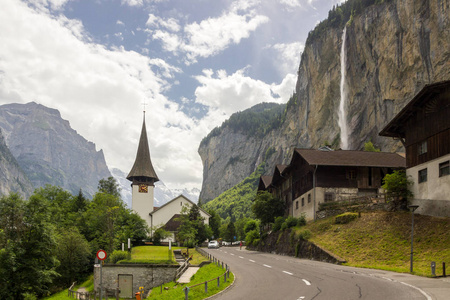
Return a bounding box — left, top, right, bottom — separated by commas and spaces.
297, 229, 312, 241
335, 212, 359, 224
245, 230, 260, 246
109, 250, 131, 264
297, 214, 307, 227
285, 216, 298, 228
272, 216, 285, 232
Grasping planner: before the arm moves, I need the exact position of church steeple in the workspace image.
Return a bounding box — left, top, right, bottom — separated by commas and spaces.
127, 113, 159, 185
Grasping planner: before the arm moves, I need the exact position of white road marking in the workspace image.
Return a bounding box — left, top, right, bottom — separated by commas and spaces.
263, 264, 272, 268
283, 271, 293, 275
302, 279, 311, 286
239, 256, 244, 259
400, 282, 432, 300
297, 297, 305, 300
230, 253, 235, 256
249, 259, 255, 263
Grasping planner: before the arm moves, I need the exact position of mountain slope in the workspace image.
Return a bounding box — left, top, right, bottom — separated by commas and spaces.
0, 128, 34, 198
0, 102, 111, 197
199, 0, 450, 203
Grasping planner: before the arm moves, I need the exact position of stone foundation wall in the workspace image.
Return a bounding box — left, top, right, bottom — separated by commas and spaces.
94, 264, 178, 296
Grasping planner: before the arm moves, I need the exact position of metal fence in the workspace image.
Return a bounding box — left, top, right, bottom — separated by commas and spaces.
180, 247, 231, 300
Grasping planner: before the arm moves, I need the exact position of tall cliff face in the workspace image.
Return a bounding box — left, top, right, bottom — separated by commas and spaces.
0, 102, 111, 197
0, 129, 34, 198
198, 0, 450, 203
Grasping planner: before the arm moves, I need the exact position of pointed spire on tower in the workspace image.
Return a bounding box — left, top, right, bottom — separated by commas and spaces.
127, 112, 159, 185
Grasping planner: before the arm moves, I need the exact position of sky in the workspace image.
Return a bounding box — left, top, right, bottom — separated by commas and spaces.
0, 0, 345, 192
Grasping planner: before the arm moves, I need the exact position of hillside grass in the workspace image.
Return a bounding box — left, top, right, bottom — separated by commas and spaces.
302, 211, 449, 277
148, 263, 234, 300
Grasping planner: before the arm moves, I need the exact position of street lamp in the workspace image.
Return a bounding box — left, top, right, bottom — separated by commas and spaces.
408, 204, 419, 273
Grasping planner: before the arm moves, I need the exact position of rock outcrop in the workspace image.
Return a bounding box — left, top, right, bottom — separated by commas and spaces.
0, 128, 34, 198
199, 0, 450, 203
0, 102, 111, 197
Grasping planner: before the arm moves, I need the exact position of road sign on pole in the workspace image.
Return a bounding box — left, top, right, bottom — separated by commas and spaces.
97, 249, 107, 261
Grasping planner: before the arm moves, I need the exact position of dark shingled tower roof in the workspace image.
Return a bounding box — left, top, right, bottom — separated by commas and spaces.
126, 114, 159, 184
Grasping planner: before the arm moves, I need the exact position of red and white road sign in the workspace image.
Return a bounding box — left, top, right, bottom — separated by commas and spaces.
96, 249, 107, 261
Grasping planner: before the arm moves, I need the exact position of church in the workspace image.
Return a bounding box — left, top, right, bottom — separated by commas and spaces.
126, 113, 210, 241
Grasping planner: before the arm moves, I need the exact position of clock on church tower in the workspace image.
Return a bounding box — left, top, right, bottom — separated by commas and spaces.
139, 184, 148, 193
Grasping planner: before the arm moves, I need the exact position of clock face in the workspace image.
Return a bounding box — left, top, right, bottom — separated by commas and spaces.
139, 184, 148, 193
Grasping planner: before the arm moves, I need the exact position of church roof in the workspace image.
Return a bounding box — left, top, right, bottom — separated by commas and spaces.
127, 115, 159, 182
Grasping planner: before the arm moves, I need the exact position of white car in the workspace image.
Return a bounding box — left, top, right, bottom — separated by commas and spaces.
208, 240, 219, 249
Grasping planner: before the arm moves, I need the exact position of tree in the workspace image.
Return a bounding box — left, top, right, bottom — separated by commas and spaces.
252, 191, 285, 225
54, 227, 91, 286
224, 222, 236, 243
0, 193, 59, 299
152, 227, 171, 245
382, 170, 413, 210
208, 210, 221, 239
364, 141, 381, 152
98, 176, 121, 198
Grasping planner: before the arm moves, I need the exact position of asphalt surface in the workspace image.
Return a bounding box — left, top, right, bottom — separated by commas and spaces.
204, 247, 450, 300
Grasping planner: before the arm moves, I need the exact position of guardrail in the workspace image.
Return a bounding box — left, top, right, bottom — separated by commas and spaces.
180, 247, 231, 300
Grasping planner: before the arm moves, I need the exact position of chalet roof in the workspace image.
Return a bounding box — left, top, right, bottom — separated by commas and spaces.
258, 175, 273, 190
127, 115, 159, 182
379, 80, 450, 138
293, 149, 406, 168
163, 214, 181, 232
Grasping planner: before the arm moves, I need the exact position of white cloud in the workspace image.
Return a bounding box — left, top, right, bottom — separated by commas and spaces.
146, 0, 269, 64
193, 68, 295, 115
270, 42, 304, 75
280, 0, 302, 8
0, 0, 201, 190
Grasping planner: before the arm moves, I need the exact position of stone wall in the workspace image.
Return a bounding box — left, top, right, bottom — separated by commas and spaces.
252, 229, 346, 264
94, 264, 178, 296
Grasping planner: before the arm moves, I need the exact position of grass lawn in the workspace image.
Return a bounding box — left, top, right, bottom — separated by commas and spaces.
119, 245, 208, 265
147, 263, 234, 300
301, 211, 450, 277
42, 276, 94, 300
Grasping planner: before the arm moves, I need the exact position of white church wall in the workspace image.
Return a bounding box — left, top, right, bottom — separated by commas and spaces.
131, 184, 154, 229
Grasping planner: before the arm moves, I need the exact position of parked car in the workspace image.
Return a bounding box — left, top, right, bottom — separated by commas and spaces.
208, 240, 219, 249
221, 241, 231, 246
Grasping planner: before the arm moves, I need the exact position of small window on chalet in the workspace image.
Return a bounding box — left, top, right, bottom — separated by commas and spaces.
346, 170, 357, 180
418, 168, 427, 183
301, 198, 305, 206
439, 161, 450, 177
418, 140, 427, 155
307, 194, 311, 203
296, 201, 299, 209
324, 193, 334, 202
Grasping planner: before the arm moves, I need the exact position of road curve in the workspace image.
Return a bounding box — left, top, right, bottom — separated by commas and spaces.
204, 247, 429, 300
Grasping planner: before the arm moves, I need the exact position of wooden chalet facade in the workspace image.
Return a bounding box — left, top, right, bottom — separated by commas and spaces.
258, 149, 406, 220
380, 80, 450, 217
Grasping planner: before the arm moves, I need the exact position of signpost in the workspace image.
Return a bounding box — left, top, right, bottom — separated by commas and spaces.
96, 250, 107, 300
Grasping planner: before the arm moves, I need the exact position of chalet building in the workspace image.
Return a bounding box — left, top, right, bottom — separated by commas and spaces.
258, 149, 406, 220
379, 80, 450, 217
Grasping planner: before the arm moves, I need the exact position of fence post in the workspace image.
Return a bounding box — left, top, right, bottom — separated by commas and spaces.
221, 261, 223, 269
217, 277, 220, 287
224, 273, 227, 283
184, 287, 189, 300
205, 281, 208, 293
444, 262, 447, 277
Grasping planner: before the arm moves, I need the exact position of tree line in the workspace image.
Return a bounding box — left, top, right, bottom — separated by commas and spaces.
0, 177, 147, 299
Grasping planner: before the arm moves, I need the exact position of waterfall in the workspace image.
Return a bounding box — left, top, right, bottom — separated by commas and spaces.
338, 26, 349, 150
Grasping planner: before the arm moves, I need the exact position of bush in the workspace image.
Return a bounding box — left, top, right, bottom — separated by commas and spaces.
244, 220, 259, 234
297, 214, 307, 227
272, 216, 285, 232
285, 216, 298, 228
245, 230, 260, 246
109, 250, 130, 264
335, 212, 359, 224
281, 222, 288, 231
252, 239, 260, 247
297, 229, 312, 241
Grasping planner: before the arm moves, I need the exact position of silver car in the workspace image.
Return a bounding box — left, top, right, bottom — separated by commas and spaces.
208, 240, 219, 249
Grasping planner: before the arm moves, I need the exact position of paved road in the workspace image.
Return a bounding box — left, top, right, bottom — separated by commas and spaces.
204, 247, 447, 300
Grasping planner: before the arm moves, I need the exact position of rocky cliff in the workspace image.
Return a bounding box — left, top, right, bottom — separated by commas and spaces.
0, 102, 111, 197
198, 0, 450, 203
0, 128, 34, 198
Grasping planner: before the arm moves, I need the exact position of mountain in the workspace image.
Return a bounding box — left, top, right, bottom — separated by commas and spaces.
0, 102, 111, 198
111, 167, 200, 208
198, 0, 450, 203
0, 128, 34, 198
